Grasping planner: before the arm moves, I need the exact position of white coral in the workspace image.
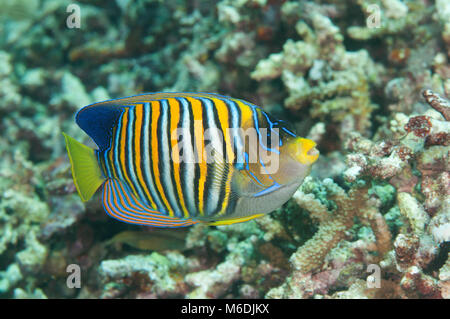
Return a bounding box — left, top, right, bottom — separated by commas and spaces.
397, 192, 430, 236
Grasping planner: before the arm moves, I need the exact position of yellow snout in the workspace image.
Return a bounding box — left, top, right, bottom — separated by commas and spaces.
294, 138, 319, 165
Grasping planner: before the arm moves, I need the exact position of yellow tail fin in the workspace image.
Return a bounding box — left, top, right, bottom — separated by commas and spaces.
63, 133, 105, 202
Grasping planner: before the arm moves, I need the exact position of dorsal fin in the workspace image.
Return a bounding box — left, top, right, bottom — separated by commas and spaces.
74, 92, 242, 152
74, 93, 171, 151
75, 103, 125, 152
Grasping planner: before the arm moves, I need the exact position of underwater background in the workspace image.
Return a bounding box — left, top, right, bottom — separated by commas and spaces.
0, 0, 449, 299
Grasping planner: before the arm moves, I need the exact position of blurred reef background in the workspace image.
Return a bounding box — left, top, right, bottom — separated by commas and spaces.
0, 0, 449, 299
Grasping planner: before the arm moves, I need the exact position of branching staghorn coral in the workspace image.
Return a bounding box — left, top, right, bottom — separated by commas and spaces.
265, 178, 394, 299
289, 179, 392, 274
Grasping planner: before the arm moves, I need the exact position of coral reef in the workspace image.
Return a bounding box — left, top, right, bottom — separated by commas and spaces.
0, 0, 448, 299
252, 3, 383, 135
266, 90, 449, 299
99, 252, 193, 298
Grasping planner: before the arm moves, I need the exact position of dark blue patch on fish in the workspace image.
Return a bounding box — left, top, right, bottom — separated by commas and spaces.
76, 105, 124, 151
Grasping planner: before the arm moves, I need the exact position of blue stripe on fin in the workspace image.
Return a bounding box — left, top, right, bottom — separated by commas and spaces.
252, 182, 282, 198
282, 127, 296, 137
102, 179, 198, 228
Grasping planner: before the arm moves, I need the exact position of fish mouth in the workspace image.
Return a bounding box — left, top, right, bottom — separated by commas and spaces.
296, 138, 320, 165
307, 147, 320, 158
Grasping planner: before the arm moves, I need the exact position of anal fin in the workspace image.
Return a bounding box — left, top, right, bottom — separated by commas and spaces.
102, 179, 198, 228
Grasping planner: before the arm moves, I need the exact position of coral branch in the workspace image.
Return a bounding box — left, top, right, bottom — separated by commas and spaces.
423, 90, 450, 121
290, 183, 391, 274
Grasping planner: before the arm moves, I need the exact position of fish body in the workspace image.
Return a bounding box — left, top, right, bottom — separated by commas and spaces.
64, 92, 319, 227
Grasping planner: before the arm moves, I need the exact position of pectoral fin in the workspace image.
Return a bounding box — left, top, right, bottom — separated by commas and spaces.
231, 160, 276, 198
207, 147, 278, 199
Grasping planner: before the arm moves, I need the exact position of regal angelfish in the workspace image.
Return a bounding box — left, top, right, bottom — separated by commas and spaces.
64, 93, 319, 227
